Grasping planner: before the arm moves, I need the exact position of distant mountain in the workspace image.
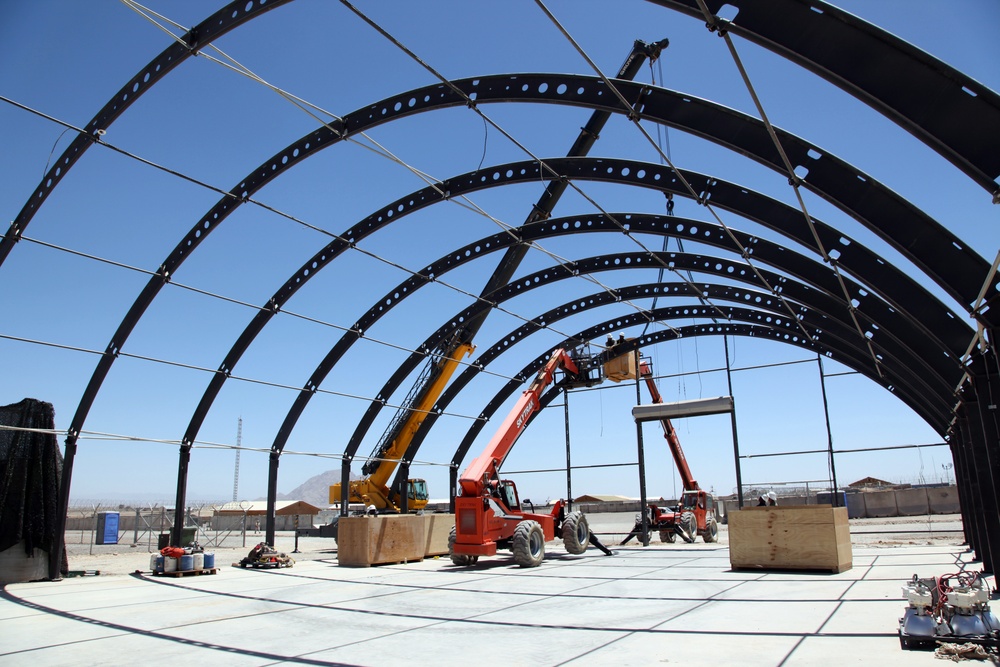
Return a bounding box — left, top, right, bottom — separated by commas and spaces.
280, 469, 358, 507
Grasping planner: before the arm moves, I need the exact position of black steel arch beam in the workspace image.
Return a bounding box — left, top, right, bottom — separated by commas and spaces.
52, 74, 983, 429
647, 0, 1000, 198
447, 319, 934, 476
0, 0, 294, 268
394, 283, 951, 496
192, 156, 970, 471
60, 81, 986, 461
348, 210, 960, 474
406, 260, 953, 468
316, 73, 992, 310
38, 68, 979, 535
249, 151, 970, 462
387, 241, 958, 498
278, 236, 955, 469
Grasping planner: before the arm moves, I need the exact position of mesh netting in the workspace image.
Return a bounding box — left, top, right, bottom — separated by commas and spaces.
0, 398, 63, 558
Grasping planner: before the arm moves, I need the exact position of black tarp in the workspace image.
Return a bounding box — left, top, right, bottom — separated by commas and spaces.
0, 399, 63, 567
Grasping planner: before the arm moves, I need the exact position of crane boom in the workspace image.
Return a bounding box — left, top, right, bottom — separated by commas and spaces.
331, 342, 474, 510
450, 345, 608, 565
459, 348, 580, 496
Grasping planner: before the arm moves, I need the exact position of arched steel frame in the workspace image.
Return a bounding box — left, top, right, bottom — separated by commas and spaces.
16, 0, 994, 576
269, 179, 966, 461
399, 253, 951, 447
50, 83, 999, 487
448, 320, 825, 470
338, 212, 961, 497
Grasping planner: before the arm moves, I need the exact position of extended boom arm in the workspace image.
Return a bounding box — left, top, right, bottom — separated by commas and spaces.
458, 349, 581, 497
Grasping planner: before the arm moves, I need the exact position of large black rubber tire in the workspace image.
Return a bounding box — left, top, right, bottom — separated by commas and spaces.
512, 520, 545, 567
659, 528, 676, 543
702, 517, 719, 543
680, 511, 697, 543
561, 511, 589, 555
448, 525, 478, 566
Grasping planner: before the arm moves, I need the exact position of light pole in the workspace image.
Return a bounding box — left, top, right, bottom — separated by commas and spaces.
942, 463, 953, 485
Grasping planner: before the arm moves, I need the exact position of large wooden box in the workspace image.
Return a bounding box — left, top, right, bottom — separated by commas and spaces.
423, 513, 454, 557
337, 515, 425, 567
603, 351, 637, 382
729, 505, 852, 573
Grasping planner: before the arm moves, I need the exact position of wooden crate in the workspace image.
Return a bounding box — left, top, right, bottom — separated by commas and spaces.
337, 515, 425, 567
603, 351, 637, 382
423, 513, 454, 557
728, 505, 852, 573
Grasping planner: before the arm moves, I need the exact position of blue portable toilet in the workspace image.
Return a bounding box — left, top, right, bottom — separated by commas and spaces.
95, 512, 120, 545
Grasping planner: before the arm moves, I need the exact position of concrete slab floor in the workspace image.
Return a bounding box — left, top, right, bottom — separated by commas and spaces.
0, 542, 990, 667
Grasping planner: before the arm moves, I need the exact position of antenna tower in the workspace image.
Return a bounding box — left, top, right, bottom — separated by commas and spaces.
232, 417, 242, 502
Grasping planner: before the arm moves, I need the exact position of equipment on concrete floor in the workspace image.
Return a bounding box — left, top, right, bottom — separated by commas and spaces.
450, 346, 612, 567
615, 355, 718, 545
236, 542, 295, 569
898, 572, 998, 652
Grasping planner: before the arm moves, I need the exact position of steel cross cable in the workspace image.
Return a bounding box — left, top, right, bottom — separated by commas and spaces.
119, 1, 520, 243
337, 0, 708, 334
0, 330, 485, 433
690, 0, 884, 377
0, 96, 598, 379
533, 0, 817, 343
115, 0, 689, 375
0, 423, 452, 469
0, 227, 543, 392
122, 0, 647, 325
4, 225, 584, 385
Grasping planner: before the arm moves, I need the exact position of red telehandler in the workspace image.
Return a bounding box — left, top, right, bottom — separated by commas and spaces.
620, 357, 719, 545
449, 346, 611, 567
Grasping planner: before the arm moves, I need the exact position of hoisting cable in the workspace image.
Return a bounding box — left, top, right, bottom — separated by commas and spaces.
692, 0, 884, 378
640, 55, 718, 338
533, 0, 811, 341
642, 51, 675, 337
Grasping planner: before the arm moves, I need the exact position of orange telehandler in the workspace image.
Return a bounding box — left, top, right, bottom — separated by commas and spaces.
620, 355, 719, 545
449, 346, 610, 567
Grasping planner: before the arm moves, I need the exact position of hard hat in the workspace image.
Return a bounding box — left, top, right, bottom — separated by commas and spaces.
767, 491, 777, 501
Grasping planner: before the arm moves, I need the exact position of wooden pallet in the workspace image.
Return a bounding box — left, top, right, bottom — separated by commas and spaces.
152, 567, 218, 578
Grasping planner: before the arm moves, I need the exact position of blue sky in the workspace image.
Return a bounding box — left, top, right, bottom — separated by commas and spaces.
1, 1, 997, 505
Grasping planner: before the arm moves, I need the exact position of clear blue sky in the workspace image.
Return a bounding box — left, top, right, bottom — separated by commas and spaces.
1, 1, 997, 505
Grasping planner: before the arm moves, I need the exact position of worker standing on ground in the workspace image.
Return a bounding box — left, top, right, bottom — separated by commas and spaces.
758, 492, 778, 506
